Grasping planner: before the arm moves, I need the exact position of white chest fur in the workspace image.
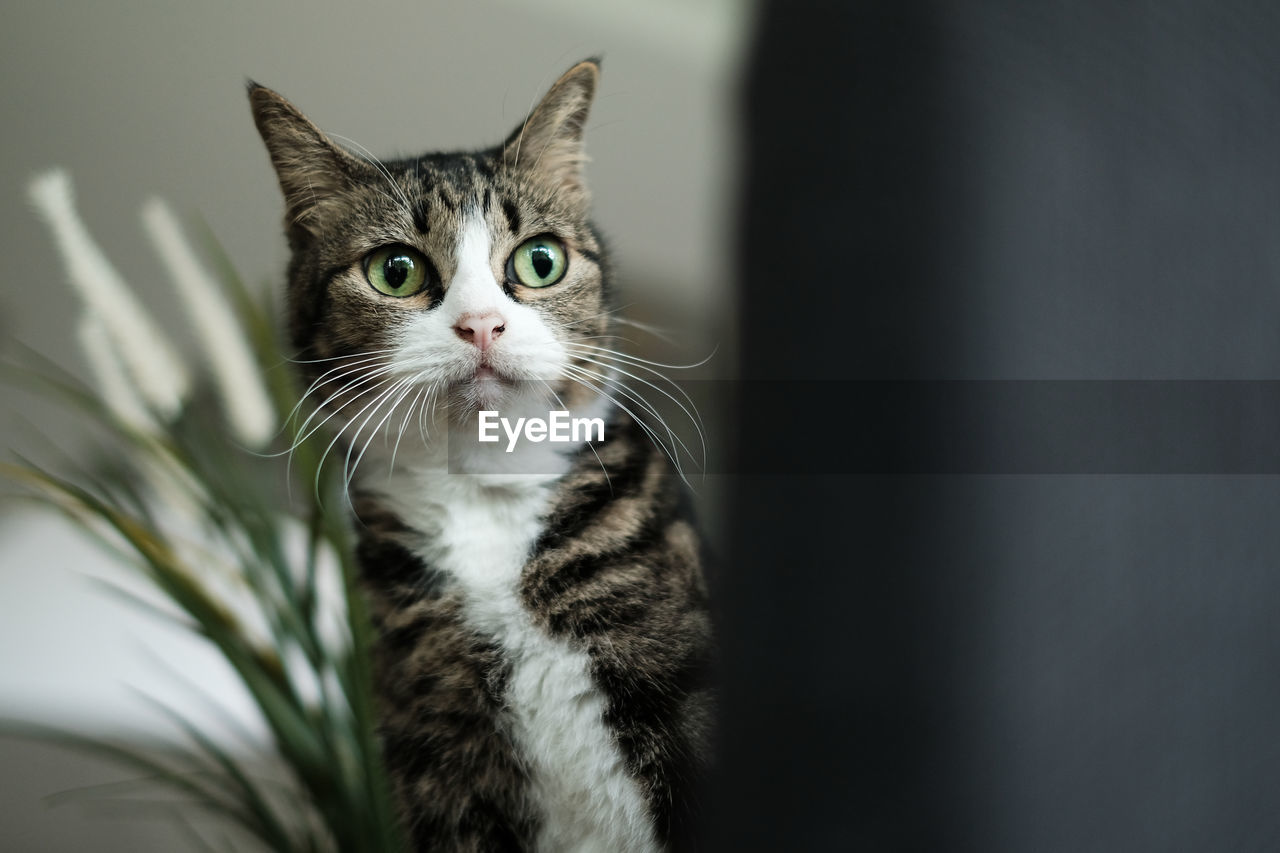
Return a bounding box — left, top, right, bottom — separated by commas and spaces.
371, 467, 660, 853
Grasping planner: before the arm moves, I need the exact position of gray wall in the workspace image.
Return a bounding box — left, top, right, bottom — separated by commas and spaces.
718, 3, 1280, 852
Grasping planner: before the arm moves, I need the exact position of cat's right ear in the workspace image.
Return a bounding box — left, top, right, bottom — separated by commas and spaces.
248, 83, 364, 240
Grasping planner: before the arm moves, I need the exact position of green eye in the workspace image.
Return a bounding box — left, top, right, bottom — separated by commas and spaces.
508, 236, 568, 288
365, 245, 429, 297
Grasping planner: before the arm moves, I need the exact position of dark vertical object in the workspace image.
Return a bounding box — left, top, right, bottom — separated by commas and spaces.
713, 3, 965, 850
718, 2, 1280, 852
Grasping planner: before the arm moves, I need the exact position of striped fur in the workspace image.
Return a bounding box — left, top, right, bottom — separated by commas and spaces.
250, 60, 714, 851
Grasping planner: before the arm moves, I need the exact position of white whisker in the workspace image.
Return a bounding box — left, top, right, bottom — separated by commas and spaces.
536, 378, 611, 492
565, 341, 717, 372
311, 373, 404, 502
612, 315, 682, 345
287, 347, 399, 366
560, 364, 696, 487
389, 382, 429, 478
563, 351, 707, 470
345, 378, 414, 493
281, 354, 396, 432
273, 363, 398, 459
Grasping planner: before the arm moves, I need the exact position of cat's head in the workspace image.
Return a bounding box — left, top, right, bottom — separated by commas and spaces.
249, 60, 610, 449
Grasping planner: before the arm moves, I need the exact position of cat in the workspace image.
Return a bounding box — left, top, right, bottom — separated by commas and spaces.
249, 59, 715, 852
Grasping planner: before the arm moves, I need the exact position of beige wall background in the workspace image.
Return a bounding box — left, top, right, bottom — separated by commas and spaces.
0, 1, 752, 847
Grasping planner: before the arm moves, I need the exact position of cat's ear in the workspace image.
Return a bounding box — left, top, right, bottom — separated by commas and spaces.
502, 58, 600, 197
248, 83, 366, 240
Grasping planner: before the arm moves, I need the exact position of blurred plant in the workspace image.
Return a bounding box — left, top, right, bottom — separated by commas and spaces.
1, 170, 404, 852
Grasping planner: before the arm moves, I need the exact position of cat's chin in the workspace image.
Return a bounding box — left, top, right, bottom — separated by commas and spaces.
449, 369, 513, 412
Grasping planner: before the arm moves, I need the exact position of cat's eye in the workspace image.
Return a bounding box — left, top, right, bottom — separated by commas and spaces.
364, 245, 429, 297
507, 236, 568, 288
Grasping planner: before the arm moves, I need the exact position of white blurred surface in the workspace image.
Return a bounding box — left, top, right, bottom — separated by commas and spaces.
0, 508, 266, 744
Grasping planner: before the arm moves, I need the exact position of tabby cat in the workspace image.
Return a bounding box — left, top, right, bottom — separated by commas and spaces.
249, 60, 714, 852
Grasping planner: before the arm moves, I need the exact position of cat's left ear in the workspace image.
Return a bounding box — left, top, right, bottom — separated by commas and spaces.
502, 58, 600, 198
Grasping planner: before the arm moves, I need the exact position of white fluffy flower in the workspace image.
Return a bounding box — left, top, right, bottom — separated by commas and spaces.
28, 169, 190, 420
141, 198, 277, 449
75, 312, 155, 433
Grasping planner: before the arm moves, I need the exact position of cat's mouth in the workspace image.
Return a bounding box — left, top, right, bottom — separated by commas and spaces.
470, 359, 517, 386
444, 362, 515, 411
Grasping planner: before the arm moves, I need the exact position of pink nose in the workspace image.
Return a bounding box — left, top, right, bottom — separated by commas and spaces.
454, 312, 506, 351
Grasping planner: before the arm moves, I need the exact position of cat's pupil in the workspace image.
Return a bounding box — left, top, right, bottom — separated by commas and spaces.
384, 256, 410, 288
531, 247, 553, 279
